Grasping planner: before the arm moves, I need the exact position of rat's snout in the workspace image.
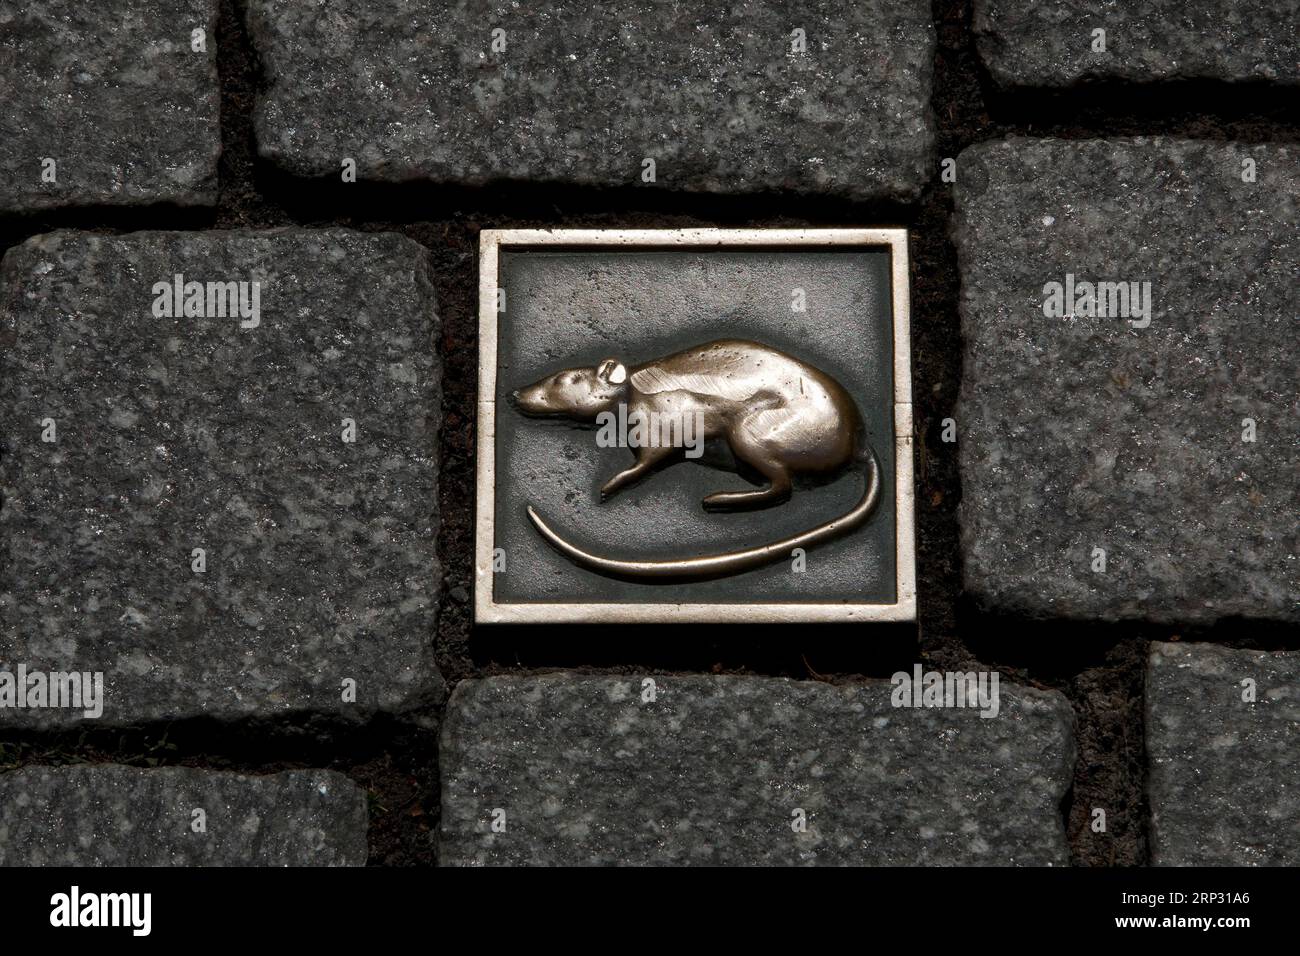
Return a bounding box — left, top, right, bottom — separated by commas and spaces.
512, 380, 554, 416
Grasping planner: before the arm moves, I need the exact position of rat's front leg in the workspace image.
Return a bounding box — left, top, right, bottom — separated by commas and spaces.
599, 443, 675, 500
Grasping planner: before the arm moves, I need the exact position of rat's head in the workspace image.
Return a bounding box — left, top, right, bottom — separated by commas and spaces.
513, 358, 628, 420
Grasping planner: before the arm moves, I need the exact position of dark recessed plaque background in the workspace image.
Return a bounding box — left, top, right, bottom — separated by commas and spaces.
494, 248, 896, 604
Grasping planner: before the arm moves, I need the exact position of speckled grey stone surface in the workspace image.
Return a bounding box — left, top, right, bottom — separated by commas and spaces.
0, 765, 367, 865
439, 673, 1076, 866
0, 229, 442, 728
0, 0, 221, 213
1147, 642, 1300, 866
953, 139, 1298, 623
974, 0, 1300, 87
245, 0, 935, 202
494, 249, 897, 605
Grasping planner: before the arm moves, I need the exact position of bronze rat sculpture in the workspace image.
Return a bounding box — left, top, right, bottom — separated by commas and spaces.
513, 338, 882, 581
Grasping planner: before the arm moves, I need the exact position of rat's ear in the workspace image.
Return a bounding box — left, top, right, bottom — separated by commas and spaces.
596, 358, 627, 385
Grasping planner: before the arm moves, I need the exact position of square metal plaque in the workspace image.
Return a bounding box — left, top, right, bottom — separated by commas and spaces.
476, 228, 915, 624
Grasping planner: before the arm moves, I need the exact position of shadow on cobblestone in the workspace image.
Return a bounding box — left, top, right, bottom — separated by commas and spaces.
987, 82, 1300, 139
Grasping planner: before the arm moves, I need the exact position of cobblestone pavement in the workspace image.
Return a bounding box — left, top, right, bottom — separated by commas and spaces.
0, 0, 1295, 866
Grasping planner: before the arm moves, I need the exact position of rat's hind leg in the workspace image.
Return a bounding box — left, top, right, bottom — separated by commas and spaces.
701, 424, 792, 511
600, 442, 675, 500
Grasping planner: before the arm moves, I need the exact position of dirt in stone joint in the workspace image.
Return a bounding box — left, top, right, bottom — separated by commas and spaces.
0, 0, 1296, 867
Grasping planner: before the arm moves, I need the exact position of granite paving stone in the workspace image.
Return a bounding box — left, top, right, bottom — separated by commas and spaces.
0, 765, 368, 866
0, 228, 443, 728
953, 138, 1298, 623
245, 0, 935, 202
974, 0, 1300, 87
0, 0, 221, 213
439, 673, 1076, 866
1147, 641, 1300, 866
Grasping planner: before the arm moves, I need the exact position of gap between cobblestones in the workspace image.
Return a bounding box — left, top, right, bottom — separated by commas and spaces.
0, 0, 1295, 866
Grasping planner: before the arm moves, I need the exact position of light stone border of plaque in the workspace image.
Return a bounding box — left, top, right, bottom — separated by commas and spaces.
475, 228, 916, 624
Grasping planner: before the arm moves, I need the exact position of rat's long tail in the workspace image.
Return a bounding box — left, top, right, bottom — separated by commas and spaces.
525, 447, 882, 582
